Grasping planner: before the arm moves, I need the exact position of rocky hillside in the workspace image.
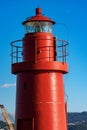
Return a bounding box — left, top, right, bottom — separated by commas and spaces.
68, 111, 87, 123
68, 112, 87, 130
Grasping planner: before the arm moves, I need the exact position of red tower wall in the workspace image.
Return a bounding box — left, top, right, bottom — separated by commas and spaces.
23, 33, 55, 62
15, 71, 67, 130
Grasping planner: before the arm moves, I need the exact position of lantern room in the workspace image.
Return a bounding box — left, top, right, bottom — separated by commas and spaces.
11, 8, 69, 66
22, 8, 55, 34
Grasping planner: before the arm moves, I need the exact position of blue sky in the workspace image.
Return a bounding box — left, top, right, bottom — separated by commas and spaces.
0, 0, 87, 113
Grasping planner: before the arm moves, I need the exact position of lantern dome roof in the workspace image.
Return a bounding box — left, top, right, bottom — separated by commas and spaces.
22, 8, 55, 25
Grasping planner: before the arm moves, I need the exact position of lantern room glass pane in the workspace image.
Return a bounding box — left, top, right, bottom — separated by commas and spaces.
24, 21, 53, 34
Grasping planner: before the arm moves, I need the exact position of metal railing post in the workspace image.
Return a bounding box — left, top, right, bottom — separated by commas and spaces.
16, 47, 18, 63
62, 40, 64, 63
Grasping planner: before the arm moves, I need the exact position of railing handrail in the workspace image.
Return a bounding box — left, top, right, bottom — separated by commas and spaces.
11, 40, 23, 48
10, 39, 69, 64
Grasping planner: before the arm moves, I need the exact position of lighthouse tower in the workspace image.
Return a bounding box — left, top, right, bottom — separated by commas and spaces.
11, 8, 69, 130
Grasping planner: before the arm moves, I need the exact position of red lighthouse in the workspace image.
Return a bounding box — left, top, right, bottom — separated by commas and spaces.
11, 8, 69, 130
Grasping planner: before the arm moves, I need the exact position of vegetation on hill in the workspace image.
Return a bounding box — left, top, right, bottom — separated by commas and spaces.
0, 121, 8, 130
69, 121, 87, 130
68, 112, 87, 123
